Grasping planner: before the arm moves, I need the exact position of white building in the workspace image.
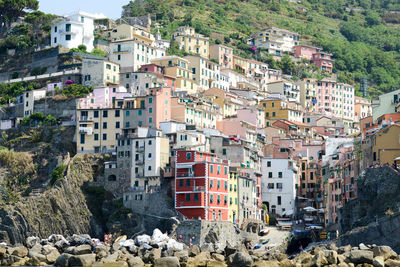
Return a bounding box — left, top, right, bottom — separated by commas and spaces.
15, 89, 46, 117
117, 127, 170, 188
51, 11, 103, 51
268, 80, 300, 103
261, 158, 298, 215
249, 27, 300, 57
109, 39, 166, 73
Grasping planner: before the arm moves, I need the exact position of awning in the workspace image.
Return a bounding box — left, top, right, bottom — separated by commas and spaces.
303, 206, 317, 212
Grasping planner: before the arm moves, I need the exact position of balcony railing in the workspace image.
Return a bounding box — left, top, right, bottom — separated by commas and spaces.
177, 172, 194, 177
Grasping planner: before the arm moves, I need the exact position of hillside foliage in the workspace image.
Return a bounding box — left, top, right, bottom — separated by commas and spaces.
123, 0, 400, 96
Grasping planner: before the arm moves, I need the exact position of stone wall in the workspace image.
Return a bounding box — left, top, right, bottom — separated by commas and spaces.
176, 220, 258, 247
34, 98, 77, 121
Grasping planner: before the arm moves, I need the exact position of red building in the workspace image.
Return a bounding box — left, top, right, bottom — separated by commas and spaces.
175, 150, 229, 221
311, 52, 334, 73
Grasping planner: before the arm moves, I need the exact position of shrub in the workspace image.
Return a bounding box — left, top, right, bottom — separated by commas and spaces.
50, 164, 67, 185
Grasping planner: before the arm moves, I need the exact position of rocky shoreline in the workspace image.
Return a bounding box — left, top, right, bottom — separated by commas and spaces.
1, 229, 399, 267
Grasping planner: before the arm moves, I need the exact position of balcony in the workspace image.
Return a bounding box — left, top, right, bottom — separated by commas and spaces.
79, 116, 93, 122
136, 146, 145, 152
58, 29, 79, 35
193, 186, 205, 192
113, 48, 131, 53
177, 172, 194, 178
79, 127, 93, 135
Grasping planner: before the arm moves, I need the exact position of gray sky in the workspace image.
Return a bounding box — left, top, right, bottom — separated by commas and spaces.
38, 0, 130, 19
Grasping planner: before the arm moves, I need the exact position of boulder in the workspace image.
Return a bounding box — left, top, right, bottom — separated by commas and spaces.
68, 254, 96, 267
135, 235, 151, 246
373, 246, 398, 260
55, 239, 70, 250
101, 251, 122, 263
294, 251, 313, 265
28, 251, 47, 262
30, 244, 43, 254
26, 236, 40, 248
55, 253, 71, 267
201, 243, 215, 253
46, 248, 61, 264
252, 260, 280, 267
338, 245, 352, 254
149, 248, 162, 263
359, 243, 370, 250
192, 251, 211, 266
174, 250, 189, 262
127, 256, 145, 267
189, 245, 201, 257
67, 244, 92, 255
373, 256, 385, 267
279, 258, 295, 267
349, 250, 374, 264
224, 242, 237, 257
231, 252, 253, 267
385, 259, 400, 267
0, 246, 6, 257
207, 259, 228, 267
153, 256, 180, 267
324, 249, 338, 264
212, 253, 225, 262
92, 262, 129, 267
338, 254, 346, 263
312, 251, 329, 267
11, 246, 28, 257
95, 245, 109, 259
338, 263, 349, 267
42, 244, 57, 255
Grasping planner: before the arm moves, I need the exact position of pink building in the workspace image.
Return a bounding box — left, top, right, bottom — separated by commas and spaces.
293, 45, 320, 60
216, 120, 257, 144
78, 86, 131, 109
235, 107, 265, 129
147, 87, 171, 128
210, 44, 233, 69
312, 52, 333, 73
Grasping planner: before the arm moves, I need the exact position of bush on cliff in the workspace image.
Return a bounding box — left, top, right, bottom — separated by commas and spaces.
50, 164, 67, 185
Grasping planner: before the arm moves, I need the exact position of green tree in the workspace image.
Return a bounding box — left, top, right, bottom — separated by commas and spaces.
24, 10, 54, 48
0, 0, 39, 27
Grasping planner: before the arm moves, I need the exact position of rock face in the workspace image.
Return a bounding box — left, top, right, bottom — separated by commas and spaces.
340, 167, 400, 252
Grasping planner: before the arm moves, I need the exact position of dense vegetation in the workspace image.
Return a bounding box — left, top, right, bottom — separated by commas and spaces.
123, 0, 400, 96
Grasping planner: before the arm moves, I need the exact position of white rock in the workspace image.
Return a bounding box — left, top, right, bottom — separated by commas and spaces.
135, 234, 151, 246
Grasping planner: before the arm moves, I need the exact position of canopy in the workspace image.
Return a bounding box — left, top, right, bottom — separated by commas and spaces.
303, 206, 317, 212
394, 157, 400, 161
282, 209, 294, 216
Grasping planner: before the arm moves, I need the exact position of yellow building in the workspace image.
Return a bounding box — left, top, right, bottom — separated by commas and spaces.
77, 107, 123, 153
172, 26, 209, 58
229, 169, 239, 224
203, 87, 243, 118
295, 78, 317, 113
259, 97, 303, 125
106, 24, 155, 45
372, 124, 400, 165
152, 56, 198, 94
184, 55, 220, 91
233, 55, 248, 74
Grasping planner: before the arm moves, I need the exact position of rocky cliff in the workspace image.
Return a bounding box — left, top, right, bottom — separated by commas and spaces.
0, 154, 105, 244
339, 167, 400, 252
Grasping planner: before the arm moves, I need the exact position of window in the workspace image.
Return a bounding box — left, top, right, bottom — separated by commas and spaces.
210, 165, 214, 173
277, 196, 281, 205
194, 193, 198, 201
66, 24, 71, 32
54, 26, 57, 32
102, 134, 107, 140
217, 180, 220, 189
81, 16, 84, 23
224, 196, 227, 204
217, 195, 221, 203
186, 194, 191, 202
54, 37, 57, 43
210, 194, 213, 203
66, 35, 71, 41
103, 110, 108, 117
149, 107, 153, 114
179, 179, 184, 187
186, 179, 190, 187
210, 180, 213, 188
268, 183, 274, 189
277, 183, 283, 189
148, 97, 153, 103
267, 161, 271, 167
115, 110, 120, 117
224, 181, 227, 189
94, 111, 99, 118
186, 152, 191, 159
224, 167, 228, 175
80, 134, 85, 144
116, 121, 120, 128
222, 148, 226, 155
217, 165, 221, 174
268, 172, 272, 178
148, 166, 152, 171
94, 134, 99, 141
278, 172, 283, 178
94, 122, 99, 129
103, 122, 107, 129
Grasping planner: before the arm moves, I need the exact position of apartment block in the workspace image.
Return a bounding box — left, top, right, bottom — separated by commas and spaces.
117, 127, 169, 188
175, 150, 229, 221
82, 58, 119, 87
172, 26, 209, 58
184, 55, 221, 91
209, 44, 233, 69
